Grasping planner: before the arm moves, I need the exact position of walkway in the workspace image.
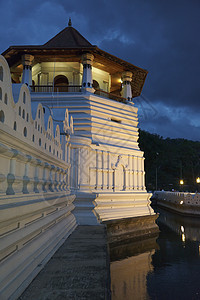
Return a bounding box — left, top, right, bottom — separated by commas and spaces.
18, 226, 110, 300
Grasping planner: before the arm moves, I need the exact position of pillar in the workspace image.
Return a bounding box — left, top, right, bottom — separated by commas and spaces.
133, 156, 138, 190
21, 54, 34, 86
121, 71, 132, 101
78, 148, 90, 191
141, 157, 145, 190
124, 168, 129, 191
96, 150, 102, 190
81, 53, 95, 93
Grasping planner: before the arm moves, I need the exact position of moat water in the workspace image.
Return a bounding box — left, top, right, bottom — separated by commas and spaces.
110, 207, 200, 300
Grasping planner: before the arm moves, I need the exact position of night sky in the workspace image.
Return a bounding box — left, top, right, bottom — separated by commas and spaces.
0, 0, 199, 141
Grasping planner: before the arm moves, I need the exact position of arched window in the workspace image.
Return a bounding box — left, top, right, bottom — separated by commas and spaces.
0, 110, 5, 123
26, 113, 29, 122
19, 106, 21, 116
0, 87, 2, 100
23, 92, 26, 104
32, 134, 35, 142
13, 121, 17, 131
23, 127, 27, 137
38, 109, 40, 119
93, 80, 100, 95
54, 75, 69, 92
0, 66, 3, 81
22, 109, 25, 119
39, 138, 41, 146
49, 145, 51, 152
93, 80, 100, 90
4, 93, 7, 104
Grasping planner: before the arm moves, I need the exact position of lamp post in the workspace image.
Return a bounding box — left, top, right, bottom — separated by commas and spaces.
179, 161, 184, 191
179, 179, 184, 192
196, 177, 200, 192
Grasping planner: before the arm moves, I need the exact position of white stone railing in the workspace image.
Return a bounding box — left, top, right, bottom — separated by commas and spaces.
152, 191, 200, 206
0, 142, 70, 195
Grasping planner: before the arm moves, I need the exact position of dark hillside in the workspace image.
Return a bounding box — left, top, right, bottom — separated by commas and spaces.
138, 130, 200, 192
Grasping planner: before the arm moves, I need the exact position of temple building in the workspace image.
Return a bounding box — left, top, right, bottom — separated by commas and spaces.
2, 18, 154, 224
0, 19, 159, 299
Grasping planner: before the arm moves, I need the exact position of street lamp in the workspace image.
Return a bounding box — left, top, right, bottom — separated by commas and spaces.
196, 177, 200, 192
180, 179, 184, 185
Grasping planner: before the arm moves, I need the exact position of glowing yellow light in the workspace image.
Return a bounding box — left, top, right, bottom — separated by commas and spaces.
182, 233, 185, 242
180, 179, 184, 185
118, 78, 123, 83
180, 200, 183, 205
181, 226, 184, 233
196, 177, 200, 184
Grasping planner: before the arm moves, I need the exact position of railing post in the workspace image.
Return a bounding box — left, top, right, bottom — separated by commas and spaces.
121, 71, 133, 101
21, 54, 34, 86
81, 53, 95, 93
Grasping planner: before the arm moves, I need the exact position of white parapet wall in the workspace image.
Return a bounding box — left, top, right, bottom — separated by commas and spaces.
152, 191, 200, 215
0, 55, 77, 300
152, 191, 200, 205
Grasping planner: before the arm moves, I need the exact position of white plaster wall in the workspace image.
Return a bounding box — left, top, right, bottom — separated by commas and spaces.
32, 62, 82, 86
30, 90, 154, 224
0, 55, 77, 300
69, 135, 153, 223
92, 66, 110, 91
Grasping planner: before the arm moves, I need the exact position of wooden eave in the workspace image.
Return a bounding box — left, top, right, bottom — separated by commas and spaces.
2, 45, 148, 97
2, 46, 96, 67
93, 47, 148, 97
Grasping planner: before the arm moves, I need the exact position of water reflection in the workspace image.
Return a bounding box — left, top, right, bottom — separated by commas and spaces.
110, 236, 158, 300
110, 208, 200, 300
154, 206, 200, 242
111, 250, 154, 300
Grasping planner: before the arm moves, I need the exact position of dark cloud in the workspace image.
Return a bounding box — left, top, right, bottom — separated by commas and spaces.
135, 100, 200, 141
0, 0, 199, 140
139, 111, 200, 142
